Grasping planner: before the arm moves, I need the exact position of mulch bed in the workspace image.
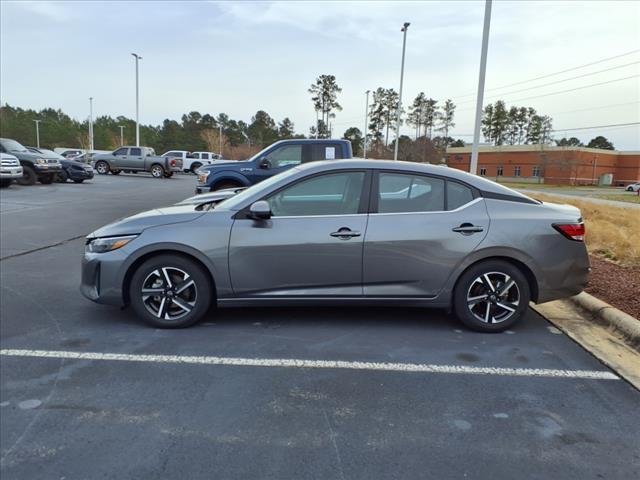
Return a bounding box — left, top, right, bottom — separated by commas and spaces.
585, 256, 640, 320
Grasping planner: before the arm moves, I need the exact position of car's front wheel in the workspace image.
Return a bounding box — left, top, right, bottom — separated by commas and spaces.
39, 174, 55, 184
129, 255, 213, 328
17, 166, 37, 186
95, 161, 109, 175
453, 260, 530, 332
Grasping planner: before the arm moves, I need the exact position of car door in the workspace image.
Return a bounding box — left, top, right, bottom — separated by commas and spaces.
229, 170, 371, 297
121, 147, 143, 169
363, 171, 489, 298
246, 144, 304, 184
111, 147, 129, 168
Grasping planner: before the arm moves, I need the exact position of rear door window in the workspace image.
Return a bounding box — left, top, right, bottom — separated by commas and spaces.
378, 173, 445, 213
130, 148, 142, 156
307, 144, 344, 162
447, 182, 474, 210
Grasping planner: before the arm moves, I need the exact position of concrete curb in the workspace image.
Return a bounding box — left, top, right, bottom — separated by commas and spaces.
570, 292, 640, 350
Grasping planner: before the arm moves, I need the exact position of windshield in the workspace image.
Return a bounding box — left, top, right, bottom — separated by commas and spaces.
218, 167, 302, 210
1, 139, 28, 153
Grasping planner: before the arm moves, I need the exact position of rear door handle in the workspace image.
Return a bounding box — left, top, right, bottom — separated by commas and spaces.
330, 228, 361, 239
452, 223, 484, 234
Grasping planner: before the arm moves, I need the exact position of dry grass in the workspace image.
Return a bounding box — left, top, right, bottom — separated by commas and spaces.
533, 193, 640, 267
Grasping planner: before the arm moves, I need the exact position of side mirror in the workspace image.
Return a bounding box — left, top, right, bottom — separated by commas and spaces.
249, 200, 272, 220
258, 157, 271, 169
112, 152, 117, 156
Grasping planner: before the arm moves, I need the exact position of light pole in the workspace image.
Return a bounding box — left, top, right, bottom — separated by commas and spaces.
219, 125, 223, 157
364, 90, 370, 159
131, 53, 142, 146
89, 97, 94, 151
33, 120, 41, 148
315, 109, 319, 139
470, 0, 492, 175
118, 125, 125, 146
394, 22, 410, 161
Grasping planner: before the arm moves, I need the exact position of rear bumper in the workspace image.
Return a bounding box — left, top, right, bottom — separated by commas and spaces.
0, 166, 23, 178
536, 249, 591, 304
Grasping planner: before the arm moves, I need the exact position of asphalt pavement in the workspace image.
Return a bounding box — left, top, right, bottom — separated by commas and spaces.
1, 173, 639, 479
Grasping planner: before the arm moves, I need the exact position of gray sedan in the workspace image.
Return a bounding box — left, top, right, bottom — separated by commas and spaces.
81, 160, 589, 332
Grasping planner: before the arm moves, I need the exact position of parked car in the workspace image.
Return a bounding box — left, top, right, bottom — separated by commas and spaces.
196, 139, 353, 193
54, 148, 84, 159
57, 157, 95, 183
175, 186, 246, 206
0, 152, 23, 187
625, 182, 640, 192
0, 138, 62, 185
81, 159, 589, 331
161, 150, 220, 174
93, 146, 182, 178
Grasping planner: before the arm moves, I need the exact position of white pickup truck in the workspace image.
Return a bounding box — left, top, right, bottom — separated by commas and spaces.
162, 150, 222, 174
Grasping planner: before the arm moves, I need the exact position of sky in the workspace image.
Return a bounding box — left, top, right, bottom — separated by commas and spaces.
1, 0, 639, 149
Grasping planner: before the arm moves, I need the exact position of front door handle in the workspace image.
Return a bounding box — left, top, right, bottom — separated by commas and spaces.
330, 228, 361, 239
452, 223, 484, 234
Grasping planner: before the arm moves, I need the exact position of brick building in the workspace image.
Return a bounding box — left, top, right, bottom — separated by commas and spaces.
446, 145, 640, 186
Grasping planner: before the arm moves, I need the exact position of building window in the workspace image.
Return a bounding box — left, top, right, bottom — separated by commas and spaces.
514, 166, 521, 177
455, 154, 462, 161
532, 166, 541, 177
479, 167, 487, 176
497, 166, 503, 176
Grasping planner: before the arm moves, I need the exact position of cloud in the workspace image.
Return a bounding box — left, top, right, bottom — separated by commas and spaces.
14, 1, 75, 22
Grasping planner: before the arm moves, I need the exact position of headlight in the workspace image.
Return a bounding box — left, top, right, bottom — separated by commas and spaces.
198, 170, 210, 183
36, 158, 46, 164
86, 235, 138, 253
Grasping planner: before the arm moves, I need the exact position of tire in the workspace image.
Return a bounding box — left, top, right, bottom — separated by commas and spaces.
111, 169, 121, 175
73, 179, 84, 184
56, 170, 69, 183
17, 166, 37, 186
213, 181, 241, 191
0, 179, 11, 188
190, 162, 202, 174
129, 254, 212, 328
150, 164, 165, 178
627, 187, 633, 192
95, 161, 110, 175
39, 174, 55, 185
453, 260, 530, 333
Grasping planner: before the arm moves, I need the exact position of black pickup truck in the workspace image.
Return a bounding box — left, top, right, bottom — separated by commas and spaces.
0, 138, 63, 185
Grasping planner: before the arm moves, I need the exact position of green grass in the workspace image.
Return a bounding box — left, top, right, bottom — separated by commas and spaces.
593, 194, 640, 204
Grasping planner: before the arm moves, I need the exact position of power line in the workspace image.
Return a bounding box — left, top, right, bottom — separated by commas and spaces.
456, 61, 640, 105
552, 122, 639, 132
551, 101, 640, 116
452, 49, 640, 99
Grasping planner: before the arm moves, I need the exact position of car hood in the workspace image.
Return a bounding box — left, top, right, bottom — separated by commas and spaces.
200, 159, 248, 171
88, 205, 206, 238
6, 151, 47, 161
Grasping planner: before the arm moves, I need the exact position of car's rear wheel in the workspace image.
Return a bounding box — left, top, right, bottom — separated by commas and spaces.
17, 166, 37, 186
453, 260, 530, 332
627, 186, 634, 192
95, 161, 109, 175
190, 162, 202, 174
129, 255, 212, 328
39, 174, 55, 184
150, 164, 165, 178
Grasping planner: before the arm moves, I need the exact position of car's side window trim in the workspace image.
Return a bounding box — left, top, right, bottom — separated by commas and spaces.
234, 169, 372, 219
370, 170, 480, 214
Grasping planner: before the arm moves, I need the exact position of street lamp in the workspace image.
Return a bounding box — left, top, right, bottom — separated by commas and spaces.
33, 120, 41, 148
470, 0, 492, 175
89, 97, 94, 151
131, 53, 142, 146
118, 125, 125, 146
364, 90, 370, 159
394, 22, 410, 161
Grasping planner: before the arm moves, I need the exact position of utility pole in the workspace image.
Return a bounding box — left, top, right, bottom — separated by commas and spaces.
131, 53, 142, 146
364, 90, 370, 159
315, 109, 319, 139
33, 120, 41, 148
219, 125, 223, 157
89, 97, 94, 151
118, 125, 125, 146
394, 22, 410, 161
470, 0, 492, 175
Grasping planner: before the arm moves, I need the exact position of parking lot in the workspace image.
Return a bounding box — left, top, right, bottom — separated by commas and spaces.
1, 174, 639, 479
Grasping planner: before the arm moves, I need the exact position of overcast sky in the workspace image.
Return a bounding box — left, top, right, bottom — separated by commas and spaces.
1, 0, 639, 149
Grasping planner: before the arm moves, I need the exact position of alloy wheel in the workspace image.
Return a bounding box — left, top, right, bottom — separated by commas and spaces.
141, 267, 197, 321
466, 271, 520, 324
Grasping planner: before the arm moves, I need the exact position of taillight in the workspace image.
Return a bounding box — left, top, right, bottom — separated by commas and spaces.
553, 223, 585, 241
170, 159, 176, 166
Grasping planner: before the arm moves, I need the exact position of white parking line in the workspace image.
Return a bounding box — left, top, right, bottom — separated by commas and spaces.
0, 349, 619, 380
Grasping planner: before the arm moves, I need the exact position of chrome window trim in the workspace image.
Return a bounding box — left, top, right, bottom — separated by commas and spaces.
268, 213, 369, 220
369, 197, 483, 216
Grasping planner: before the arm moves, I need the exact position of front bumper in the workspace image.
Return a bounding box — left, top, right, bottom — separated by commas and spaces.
0, 165, 23, 179
34, 164, 62, 174
80, 248, 128, 306
69, 167, 95, 180
195, 185, 211, 194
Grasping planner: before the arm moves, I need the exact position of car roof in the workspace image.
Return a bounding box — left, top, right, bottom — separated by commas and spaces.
294, 159, 534, 199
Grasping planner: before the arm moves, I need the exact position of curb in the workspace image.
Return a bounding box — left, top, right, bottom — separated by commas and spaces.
570, 292, 640, 349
